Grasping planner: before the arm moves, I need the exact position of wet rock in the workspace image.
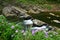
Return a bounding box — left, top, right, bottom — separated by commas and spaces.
33, 19, 46, 26
28, 9, 40, 14
53, 20, 60, 23
49, 13, 55, 16
19, 13, 30, 18
26, 5, 41, 14
49, 13, 60, 17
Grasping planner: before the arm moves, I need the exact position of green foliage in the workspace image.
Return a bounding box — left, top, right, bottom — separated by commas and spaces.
16, 0, 47, 4
40, 4, 52, 10
16, 0, 60, 4
1, 0, 60, 6
46, 0, 60, 3
0, 15, 23, 40
0, 15, 60, 40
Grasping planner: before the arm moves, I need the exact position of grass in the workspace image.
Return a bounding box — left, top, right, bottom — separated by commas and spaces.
0, 15, 60, 40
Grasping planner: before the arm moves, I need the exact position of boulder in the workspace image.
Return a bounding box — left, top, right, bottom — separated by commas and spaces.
2, 5, 15, 17
2, 5, 27, 17
33, 19, 46, 26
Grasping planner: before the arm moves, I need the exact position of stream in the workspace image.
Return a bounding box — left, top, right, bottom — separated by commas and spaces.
28, 12, 60, 27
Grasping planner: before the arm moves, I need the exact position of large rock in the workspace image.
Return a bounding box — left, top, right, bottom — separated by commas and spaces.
2, 5, 27, 17
33, 19, 46, 26
2, 5, 15, 17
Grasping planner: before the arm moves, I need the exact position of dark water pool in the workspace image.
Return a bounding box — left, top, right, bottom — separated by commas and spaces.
28, 12, 60, 27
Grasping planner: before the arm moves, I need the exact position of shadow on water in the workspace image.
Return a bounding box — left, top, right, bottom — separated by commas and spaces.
28, 12, 60, 27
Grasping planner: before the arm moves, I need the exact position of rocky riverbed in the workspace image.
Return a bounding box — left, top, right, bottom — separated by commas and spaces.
2, 5, 60, 28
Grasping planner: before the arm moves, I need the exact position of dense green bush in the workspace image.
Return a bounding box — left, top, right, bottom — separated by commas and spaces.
0, 15, 23, 40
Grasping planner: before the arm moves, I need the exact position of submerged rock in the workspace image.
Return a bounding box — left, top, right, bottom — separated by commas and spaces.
53, 20, 60, 23
49, 13, 55, 16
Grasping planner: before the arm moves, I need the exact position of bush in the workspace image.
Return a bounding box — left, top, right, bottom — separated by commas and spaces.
0, 15, 23, 40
